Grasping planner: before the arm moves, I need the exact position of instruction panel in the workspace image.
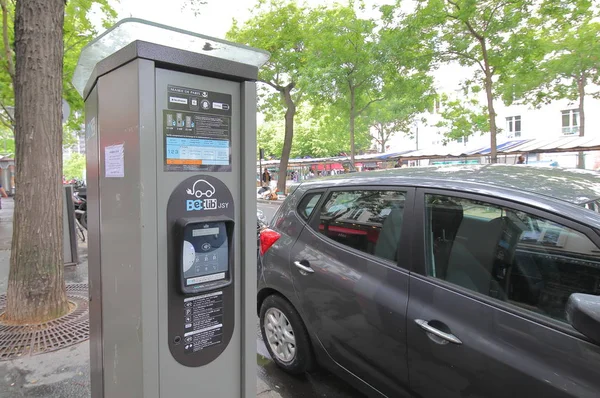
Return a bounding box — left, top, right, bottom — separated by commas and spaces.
182, 291, 224, 354
164, 85, 232, 172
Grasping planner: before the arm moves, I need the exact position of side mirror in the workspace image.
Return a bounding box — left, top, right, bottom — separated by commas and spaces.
566, 293, 600, 344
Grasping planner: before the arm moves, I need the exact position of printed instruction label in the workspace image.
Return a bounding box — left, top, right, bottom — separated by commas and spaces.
183, 291, 223, 353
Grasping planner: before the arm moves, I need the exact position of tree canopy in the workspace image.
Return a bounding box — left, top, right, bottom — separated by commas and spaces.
0, 0, 117, 147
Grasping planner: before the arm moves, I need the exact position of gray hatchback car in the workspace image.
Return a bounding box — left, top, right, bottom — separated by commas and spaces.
257, 165, 600, 398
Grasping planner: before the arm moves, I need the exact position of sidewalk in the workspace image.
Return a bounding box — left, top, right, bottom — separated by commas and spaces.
0, 198, 284, 398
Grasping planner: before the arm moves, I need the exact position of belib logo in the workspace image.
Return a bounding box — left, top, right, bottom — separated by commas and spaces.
186, 179, 218, 211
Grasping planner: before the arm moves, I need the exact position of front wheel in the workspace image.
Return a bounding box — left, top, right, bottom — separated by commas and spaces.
260, 295, 315, 374
81, 211, 87, 230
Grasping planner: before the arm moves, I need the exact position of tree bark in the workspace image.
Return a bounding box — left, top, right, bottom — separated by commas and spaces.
349, 84, 356, 167
277, 84, 296, 195
577, 71, 586, 169
5, 0, 68, 324
480, 39, 498, 163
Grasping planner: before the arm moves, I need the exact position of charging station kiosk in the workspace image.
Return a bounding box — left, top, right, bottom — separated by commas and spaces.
73, 19, 269, 397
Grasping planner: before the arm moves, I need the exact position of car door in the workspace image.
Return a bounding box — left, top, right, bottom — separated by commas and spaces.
407, 189, 600, 398
290, 187, 416, 398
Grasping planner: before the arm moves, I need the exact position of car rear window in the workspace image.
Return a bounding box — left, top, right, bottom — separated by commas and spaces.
297, 192, 322, 221
312, 190, 406, 263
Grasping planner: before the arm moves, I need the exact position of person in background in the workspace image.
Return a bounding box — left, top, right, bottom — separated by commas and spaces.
262, 168, 272, 187
517, 155, 526, 164
394, 158, 403, 168
0, 183, 7, 209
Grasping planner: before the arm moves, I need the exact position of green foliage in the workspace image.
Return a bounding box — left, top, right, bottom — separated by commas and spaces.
62, 0, 116, 132
63, 153, 86, 180
501, 0, 600, 107
0, 0, 117, 138
257, 121, 284, 159
0, 0, 15, 131
302, 3, 383, 159
299, 108, 371, 157
406, 0, 534, 152
435, 96, 489, 144
0, 125, 14, 156
257, 106, 361, 159
227, 0, 309, 116
366, 83, 436, 152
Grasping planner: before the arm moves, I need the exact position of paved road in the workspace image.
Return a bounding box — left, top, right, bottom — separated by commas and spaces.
257, 323, 365, 398
258, 200, 281, 223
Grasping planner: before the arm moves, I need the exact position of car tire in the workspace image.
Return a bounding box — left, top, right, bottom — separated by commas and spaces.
260, 294, 315, 375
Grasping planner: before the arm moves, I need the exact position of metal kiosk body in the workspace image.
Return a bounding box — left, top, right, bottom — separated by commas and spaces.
73, 20, 269, 398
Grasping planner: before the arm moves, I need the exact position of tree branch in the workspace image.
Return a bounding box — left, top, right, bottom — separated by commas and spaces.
446, 0, 484, 41
0, 111, 12, 129
357, 97, 385, 116
259, 79, 284, 92
0, 101, 14, 125
0, 113, 13, 131
443, 50, 486, 73
483, 1, 505, 32
0, 0, 15, 83
64, 36, 90, 55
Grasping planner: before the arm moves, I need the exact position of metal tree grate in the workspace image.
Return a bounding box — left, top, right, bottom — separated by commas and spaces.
0, 283, 89, 360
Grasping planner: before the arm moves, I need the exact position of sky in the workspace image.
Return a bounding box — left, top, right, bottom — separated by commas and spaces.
95, 0, 470, 126
106, 0, 466, 89
111, 0, 396, 39
111, 0, 257, 39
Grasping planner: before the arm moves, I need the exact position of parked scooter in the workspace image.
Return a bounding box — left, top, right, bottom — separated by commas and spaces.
73, 187, 87, 230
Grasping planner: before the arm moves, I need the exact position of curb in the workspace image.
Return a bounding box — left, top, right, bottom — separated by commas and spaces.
257, 199, 284, 205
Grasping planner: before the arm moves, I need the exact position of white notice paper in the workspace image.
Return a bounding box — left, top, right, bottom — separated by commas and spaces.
105, 144, 124, 178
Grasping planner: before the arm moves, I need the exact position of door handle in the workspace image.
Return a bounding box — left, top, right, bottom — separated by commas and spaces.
415, 319, 462, 345
294, 261, 314, 274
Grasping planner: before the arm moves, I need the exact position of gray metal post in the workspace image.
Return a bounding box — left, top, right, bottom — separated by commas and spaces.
74, 19, 268, 398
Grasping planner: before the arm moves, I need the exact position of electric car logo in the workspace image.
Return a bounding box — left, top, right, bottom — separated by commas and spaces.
186, 180, 215, 198
186, 179, 217, 211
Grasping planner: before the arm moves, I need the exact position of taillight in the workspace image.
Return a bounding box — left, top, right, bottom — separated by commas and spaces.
260, 229, 281, 255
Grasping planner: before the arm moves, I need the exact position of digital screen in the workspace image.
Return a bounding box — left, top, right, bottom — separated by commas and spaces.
182, 222, 228, 285
193, 228, 219, 237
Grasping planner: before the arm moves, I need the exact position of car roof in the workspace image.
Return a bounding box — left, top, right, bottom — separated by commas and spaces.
298, 164, 600, 206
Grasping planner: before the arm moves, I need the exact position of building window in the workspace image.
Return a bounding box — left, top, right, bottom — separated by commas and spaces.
506, 116, 521, 138
455, 136, 468, 145
561, 109, 580, 135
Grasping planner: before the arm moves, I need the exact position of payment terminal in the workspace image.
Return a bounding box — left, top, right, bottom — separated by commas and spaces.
176, 218, 233, 295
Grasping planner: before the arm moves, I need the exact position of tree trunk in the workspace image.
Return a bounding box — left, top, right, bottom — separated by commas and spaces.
349, 84, 356, 167
577, 72, 586, 169
480, 39, 498, 163
277, 84, 296, 195
484, 75, 498, 163
376, 123, 386, 153
5, 0, 68, 324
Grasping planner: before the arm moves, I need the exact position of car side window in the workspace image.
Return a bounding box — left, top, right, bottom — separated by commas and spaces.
297, 192, 322, 221
425, 194, 600, 324
313, 190, 406, 263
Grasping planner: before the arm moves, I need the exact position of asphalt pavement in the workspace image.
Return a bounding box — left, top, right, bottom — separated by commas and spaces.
258, 199, 281, 223
0, 198, 364, 398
